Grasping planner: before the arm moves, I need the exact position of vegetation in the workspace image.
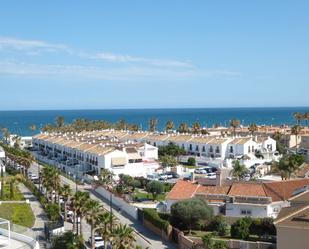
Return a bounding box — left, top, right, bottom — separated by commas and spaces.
0, 203, 35, 228
0, 177, 24, 201
170, 197, 213, 234
160, 155, 178, 168
207, 215, 229, 236
230, 160, 248, 181
177, 122, 189, 133
230, 119, 240, 136
146, 180, 164, 200
165, 120, 174, 132
230, 217, 252, 240
158, 142, 186, 157
148, 118, 158, 132
46, 203, 61, 221
51, 231, 84, 249
191, 122, 201, 134
272, 154, 305, 179
187, 157, 196, 166
248, 123, 258, 135
143, 208, 170, 232
291, 124, 302, 152
202, 233, 227, 249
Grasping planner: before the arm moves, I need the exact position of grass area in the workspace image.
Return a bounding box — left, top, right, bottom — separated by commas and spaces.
0, 203, 35, 228
133, 191, 166, 201
183, 165, 197, 169
0, 183, 25, 201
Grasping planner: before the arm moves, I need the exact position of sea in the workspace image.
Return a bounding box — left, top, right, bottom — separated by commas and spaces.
0, 107, 308, 136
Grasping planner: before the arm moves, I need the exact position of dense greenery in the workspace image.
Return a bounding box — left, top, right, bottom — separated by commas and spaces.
51, 231, 84, 249
230, 217, 252, 240
143, 208, 170, 232
0, 203, 35, 228
202, 233, 227, 249
272, 154, 305, 179
146, 180, 164, 200
230, 160, 248, 180
207, 215, 229, 236
187, 157, 196, 166
170, 198, 213, 233
158, 142, 186, 157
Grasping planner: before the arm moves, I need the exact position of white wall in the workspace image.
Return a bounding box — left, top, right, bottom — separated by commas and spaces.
225, 203, 269, 218
95, 186, 138, 220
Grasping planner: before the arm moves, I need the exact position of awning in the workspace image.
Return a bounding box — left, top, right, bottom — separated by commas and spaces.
111, 157, 127, 166
127, 153, 141, 160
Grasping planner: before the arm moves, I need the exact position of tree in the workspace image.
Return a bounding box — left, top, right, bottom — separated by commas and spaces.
191, 122, 201, 134
1, 128, 10, 143
230, 119, 240, 137
250, 218, 276, 238
170, 197, 213, 234
231, 217, 252, 240
208, 215, 229, 236
111, 224, 136, 249
293, 112, 303, 125
248, 123, 258, 136
52, 231, 84, 249
177, 122, 189, 133
99, 169, 115, 187
230, 160, 248, 181
202, 234, 227, 249
165, 120, 174, 132
187, 157, 196, 166
71, 191, 90, 235
61, 184, 72, 222
291, 125, 302, 153
56, 116, 65, 128
29, 124, 37, 131
116, 119, 127, 130
148, 118, 158, 132
146, 181, 164, 200
158, 142, 186, 157
96, 211, 117, 248
85, 199, 104, 249
160, 155, 178, 168
304, 112, 309, 127
46, 203, 60, 221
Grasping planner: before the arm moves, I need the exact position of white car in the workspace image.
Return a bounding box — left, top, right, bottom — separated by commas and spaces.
88, 236, 104, 248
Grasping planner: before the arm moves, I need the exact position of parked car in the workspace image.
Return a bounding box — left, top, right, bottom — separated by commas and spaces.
194, 169, 207, 174
88, 236, 104, 248
159, 174, 168, 180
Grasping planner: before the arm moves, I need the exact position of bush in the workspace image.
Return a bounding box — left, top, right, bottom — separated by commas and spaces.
208, 215, 229, 236
202, 233, 227, 249
170, 197, 213, 232
143, 208, 170, 232
187, 157, 196, 166
231, 217, 252, 240
146, 181, 164, 200
158, 212, 171, 221
250, 218, 276, 237
46, 203, 61, 221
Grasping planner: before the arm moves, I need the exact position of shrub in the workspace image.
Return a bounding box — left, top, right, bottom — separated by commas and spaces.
146, 181, 164, 200
250, 218, 276, 237
46, 203, 61, 221
143, 208, 170, 232
170, 197, 213, 232
187, 157, 196, 166
208, 215, 229, 236
202, 233, 227, 249
231, 217, 252, 240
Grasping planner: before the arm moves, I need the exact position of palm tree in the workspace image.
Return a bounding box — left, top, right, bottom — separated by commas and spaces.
111, 224, 136, 249
85, 199, 104, 249
248, 123, 258, 136
60, 184, 72, 221
191, 122, 201, 134
230, 119, 240, 137
230, 160, 248, 181
99, 169, 115, 187
165, 120, 174, 132
177, 122, 189, 133
56, 116, 65, 128
148, 118, 158, 132
71, 191, 90, 235
1, 128, 10, 143
291, 125, 302, 153
97, 211, 117, 248
293, 112, 303, 125
116, 119, 127, 130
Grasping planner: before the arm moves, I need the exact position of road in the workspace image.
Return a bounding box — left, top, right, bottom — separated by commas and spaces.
29, 162, 177, 249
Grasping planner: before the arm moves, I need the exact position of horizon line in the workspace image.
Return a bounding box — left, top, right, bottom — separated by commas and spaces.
0, 106, 309, 112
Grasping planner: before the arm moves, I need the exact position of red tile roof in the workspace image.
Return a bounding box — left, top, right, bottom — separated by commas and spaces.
228, 182, 267, 197
166, 180, 200, 200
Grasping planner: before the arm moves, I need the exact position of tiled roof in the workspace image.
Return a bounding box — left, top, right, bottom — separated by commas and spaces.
296, 163, 309, 178
228, 182, 267, 197
144, 134, 170, 141
167, 135, 193, 143
229, 137, 253, 145
263, 179, 309, 202
166, 180, 200, 200
196, 185, 230, 195
190, 137, 215, 144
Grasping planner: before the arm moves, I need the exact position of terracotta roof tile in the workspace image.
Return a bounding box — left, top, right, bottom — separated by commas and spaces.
166, 180, 199, 200
228, 182, 267, 197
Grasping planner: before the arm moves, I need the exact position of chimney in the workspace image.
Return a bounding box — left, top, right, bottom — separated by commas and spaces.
216, 169, 222, 187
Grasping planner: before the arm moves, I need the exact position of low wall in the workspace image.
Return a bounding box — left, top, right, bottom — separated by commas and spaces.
143, 219, 172, 241
95, 186, 138, 220
0, 228, 39, 249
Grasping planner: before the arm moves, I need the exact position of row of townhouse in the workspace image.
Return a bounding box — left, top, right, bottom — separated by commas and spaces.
121, 132, 277, 159
32, 133, 159, 178
165, 178, 309, 219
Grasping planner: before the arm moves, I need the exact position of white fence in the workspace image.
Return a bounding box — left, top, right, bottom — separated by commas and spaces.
95, 186, 138, 220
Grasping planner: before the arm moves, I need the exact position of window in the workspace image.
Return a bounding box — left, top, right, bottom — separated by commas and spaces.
230, 146, 233, 153
209, 146, 213, 153
252, 146, 254, 152
182, 144, 185, 149
240, 209, 252, 216
189, 144, 193, 151
153, 142, 156, 147
248, 146, 251, 153
202, 146, 206, 152
196, 145, 199, 151
215, 146, 220, 153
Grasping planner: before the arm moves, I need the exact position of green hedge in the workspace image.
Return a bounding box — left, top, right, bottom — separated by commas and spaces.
143, 208, 170, 232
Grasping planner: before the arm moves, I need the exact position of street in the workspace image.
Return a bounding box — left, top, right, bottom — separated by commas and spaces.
29, 162, 177, 249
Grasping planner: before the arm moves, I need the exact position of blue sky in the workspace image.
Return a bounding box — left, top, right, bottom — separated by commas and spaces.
0, 1, 308, 110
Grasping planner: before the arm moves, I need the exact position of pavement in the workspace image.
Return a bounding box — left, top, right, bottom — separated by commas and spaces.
18, 183, 48, 249
29, 162, 177, 249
